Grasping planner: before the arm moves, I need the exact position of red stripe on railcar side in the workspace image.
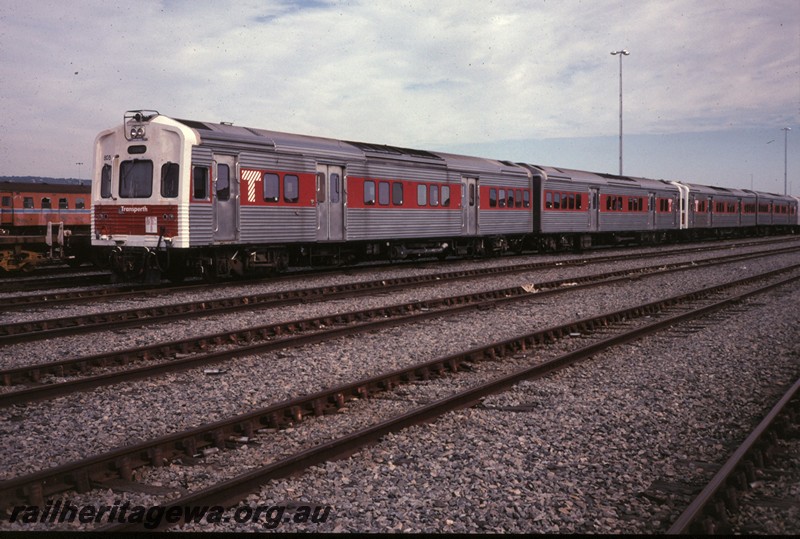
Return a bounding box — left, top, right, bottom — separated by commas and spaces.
348, 176, 463, 210
238, 169, 316, 207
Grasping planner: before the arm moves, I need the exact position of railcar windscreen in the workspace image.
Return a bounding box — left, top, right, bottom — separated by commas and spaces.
119, 160, 153, 198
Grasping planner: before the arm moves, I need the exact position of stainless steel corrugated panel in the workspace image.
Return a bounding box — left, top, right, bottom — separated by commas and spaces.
239, 153, 279, 170
478, 212, 532, 235
188, 205, 214, 246
541, 214, 590, 233
239, 152, 314, 173
691, 215, 711, 228
239, 207, 316, 243
346, 209, 462, 240
741, 215, 757, 226
192, 146, 213, 165
197, 133, 275, 154
710, 215, 740, 228
346, 162, 448, 182
654, 215, 678, 229
481, 175, 530, 189
599, 214, 676, 232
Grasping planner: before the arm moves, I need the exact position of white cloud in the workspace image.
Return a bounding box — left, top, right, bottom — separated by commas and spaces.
0, 0, 797, 178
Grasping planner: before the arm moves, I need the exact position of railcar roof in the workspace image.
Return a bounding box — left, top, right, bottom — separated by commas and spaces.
433, 151, 529, 176
174, 116, 535, 172
749, 191, 796, 202
529, 165, 680, 191
680, 182, 755, 198
0, 181, 90, 194
173, 118, 364, 161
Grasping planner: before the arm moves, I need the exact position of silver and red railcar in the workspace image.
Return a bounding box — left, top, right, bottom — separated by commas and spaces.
90, 111, 798, 281
92, 111, 535, 279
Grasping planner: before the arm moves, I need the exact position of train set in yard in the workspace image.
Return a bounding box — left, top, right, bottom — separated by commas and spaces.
5, 110, 798, 278
0, 181, 92, 272
88, 111, 799, 281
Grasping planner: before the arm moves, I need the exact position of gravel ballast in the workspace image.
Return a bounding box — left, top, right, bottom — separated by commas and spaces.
1, 241, 798, 533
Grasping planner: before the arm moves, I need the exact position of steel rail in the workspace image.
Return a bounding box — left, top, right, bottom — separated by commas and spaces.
2, 267, 798, 511
1, 244, 798, 348
98, 272, 800, 532
2, 235, 795, 310
1, 254, 798, 407
666, 376, 800, 534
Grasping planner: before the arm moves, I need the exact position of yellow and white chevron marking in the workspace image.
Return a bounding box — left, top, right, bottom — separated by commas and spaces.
241, 169, 262, 203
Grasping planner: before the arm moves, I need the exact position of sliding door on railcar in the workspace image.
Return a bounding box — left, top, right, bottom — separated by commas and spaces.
462, 177, 478, 235
316, 164, 344, 242
588, 188, 599, 231
213, 154, 239, 242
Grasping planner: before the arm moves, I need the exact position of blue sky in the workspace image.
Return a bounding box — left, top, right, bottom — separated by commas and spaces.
1, 0, 798, 193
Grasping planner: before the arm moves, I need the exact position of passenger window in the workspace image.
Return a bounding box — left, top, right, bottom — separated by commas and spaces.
378, 181, 390, 205
330, 173, 340, 203
75, 198, 85, 209
392, 182, 403, 205
161, 162, 180, 198
364, 180, 376, 205
489, 188, 497, 208
575, 193, 582, 210
59, 198, 69, 209
523, 190, 530, 208
417, 184, 427, 206
216, 164, 230, 201
23, 197, 34, 209
546, 192, 553, 209
568, 194, 575, 210
284, 174, 299, 203
193, 166, 209, 200
553, 193, 560, 209
441, 185, 451, 207
264, 173, 280, 202
41, 197, 52, 209
316, 172, 325, 203
1, 196, 10, 207
498, 189, 506, 207
430, 185, 439, 207
101, 164, 112, 198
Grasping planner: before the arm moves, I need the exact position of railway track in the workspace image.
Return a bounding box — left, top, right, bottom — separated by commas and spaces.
667, 376, 800, 534
1, 235, 796, 309
1, 247, 798, 405
1, 263, 795, 530
1, 241, 799, 348
0, 269, 109, 294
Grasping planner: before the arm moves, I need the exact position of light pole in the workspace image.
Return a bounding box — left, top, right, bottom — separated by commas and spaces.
610, 49, 629, 176
782, 127, 791, 195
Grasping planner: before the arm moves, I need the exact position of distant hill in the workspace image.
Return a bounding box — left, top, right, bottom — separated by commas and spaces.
0, 176, 91, 186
